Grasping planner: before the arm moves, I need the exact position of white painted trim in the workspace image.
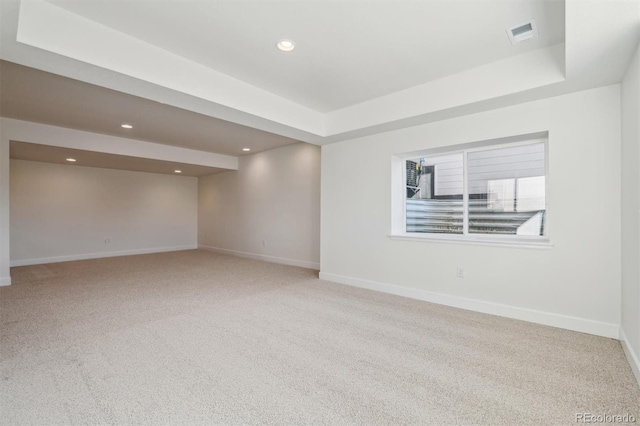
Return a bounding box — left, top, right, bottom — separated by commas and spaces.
318, 271, 620, 339
0, 276, 11, 286
199, 245, 320, 270
10, 245, 197, 267
620, 328, 640, 388
388, 234, 553, 249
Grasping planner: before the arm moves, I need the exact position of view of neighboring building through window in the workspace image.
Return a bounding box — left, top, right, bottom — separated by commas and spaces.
405, 141, 546, 237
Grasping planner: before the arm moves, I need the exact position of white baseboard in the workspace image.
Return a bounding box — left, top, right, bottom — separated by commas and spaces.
10, 245, 198, 267
620, 328, 640, 387
199, 245, 320, 270
0, 276, 11, 286
318, 272, 620, 339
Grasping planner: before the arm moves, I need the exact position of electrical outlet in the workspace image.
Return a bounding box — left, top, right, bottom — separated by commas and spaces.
262, 240, 266, 247
456, 267, 464, 278
104, 238, 111, 244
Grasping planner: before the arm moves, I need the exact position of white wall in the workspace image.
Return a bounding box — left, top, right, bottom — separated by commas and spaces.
321, 85, 622, 338
621, 42, 640, 383
0, 136, 10, 285
199, 143, 320, 269
10, 160, 198, 265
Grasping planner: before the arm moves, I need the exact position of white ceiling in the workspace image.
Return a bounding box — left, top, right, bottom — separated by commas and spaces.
0, 61, 301, 156
0, 0, 638, 150
46, 0, 565, 113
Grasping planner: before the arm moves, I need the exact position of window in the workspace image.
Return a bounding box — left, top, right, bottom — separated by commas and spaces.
402, 137, 547, 241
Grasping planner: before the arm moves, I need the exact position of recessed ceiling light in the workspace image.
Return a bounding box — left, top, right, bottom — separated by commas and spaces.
66, 158, 76, 162
121, 124, 133, 129
174, 170, 182, 173
276, 39, 295, 52
242, 148, 251, 152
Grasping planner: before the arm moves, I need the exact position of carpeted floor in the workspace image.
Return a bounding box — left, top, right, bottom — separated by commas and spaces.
1, 250, 638, 425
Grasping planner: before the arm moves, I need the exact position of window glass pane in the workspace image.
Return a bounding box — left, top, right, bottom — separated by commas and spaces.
406, 153, 463, 234
467, 143, 545, 236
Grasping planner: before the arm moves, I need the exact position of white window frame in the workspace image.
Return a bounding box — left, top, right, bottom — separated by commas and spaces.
390, 132, 552, 249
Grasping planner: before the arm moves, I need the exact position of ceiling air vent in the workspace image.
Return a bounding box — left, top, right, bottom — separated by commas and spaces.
506, 20, 538, 45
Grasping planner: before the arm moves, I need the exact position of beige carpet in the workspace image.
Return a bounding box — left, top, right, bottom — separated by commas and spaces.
1, 250, 638, 425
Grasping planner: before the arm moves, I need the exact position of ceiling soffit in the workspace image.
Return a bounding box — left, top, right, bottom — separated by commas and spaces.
1, 0, 638, 145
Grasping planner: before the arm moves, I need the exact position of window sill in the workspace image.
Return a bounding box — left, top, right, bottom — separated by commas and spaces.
388, 233, 553, 249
